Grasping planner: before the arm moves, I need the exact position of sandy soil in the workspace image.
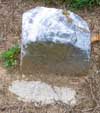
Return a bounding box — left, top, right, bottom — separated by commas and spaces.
0, 1, 100, 113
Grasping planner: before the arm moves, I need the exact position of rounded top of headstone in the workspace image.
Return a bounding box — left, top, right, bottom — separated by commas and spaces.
22, 7, 91, 52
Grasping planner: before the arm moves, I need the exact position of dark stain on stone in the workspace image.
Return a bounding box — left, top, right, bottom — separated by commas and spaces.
21, 42, 90, 76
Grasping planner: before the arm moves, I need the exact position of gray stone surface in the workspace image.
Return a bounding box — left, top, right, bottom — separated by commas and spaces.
21, 7, 91, 76
9, 80, 76, 106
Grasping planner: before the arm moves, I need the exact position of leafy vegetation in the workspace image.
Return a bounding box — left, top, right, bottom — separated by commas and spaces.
21, 0, 100, 10
69, 0, 100, 9
0, 45, 20, 68
42, 0, 100, 9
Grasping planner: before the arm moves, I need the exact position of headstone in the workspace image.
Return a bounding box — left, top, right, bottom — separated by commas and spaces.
21, 7, 91, 76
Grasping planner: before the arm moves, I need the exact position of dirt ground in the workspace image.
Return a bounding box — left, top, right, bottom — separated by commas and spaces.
0, 1, 100, 113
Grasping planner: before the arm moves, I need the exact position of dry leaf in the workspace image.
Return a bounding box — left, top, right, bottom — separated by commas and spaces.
91, 34, 100, 43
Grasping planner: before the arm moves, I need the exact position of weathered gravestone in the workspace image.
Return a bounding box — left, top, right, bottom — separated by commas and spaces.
21, 7, 91, 76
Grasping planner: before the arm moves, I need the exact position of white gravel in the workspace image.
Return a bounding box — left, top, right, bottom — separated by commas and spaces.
9, 80, 77, 106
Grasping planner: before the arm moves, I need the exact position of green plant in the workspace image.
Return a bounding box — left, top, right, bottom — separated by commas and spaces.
69, 0, 100, 9
42, 0, 100, 9
0, 44, 20, 68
